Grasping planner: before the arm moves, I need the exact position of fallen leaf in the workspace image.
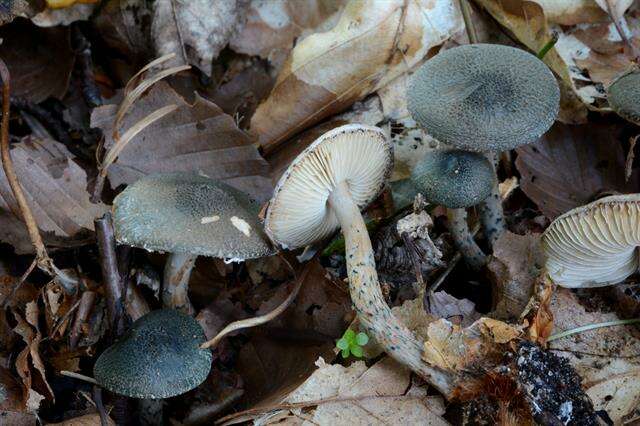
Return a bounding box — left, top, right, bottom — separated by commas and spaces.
427, 291, 480, 327
0, 1, 42, 26
515, 122, 638, 219
0, 20, 73, 103
0, 366, 26, 412
0, 137, 108, 254
533, 0, 608, 25
31, 3, 95, 26
230, 0, 344, 70
487, 232, 544, 320
90, 81, 272, 202
252, 0, 463, 153
238, 357, 448, 425
549, 288, 640, 423
12, 302, 54, 403
48, 413, 116, 426
593, 0, 634, 22
151, 0, 248, 76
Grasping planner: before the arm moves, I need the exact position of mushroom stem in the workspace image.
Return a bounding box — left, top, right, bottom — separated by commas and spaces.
162, 253, 196, 314
328, 182, 453, 396
447, 208, 487, 271
478, 153, 505, 248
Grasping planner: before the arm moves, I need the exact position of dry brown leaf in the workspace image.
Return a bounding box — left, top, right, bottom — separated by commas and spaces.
0, 137, 108, 254
0, 20, 73, 103
151, 0, 248, 76
422, 317, 521, 373
240, 357, 448, 425
12, 302, 54, 404
251, 0, 463, 153
593, 0, 634, 21
549, 288, 640, 423
90, 81, 272, 202
525, 273, 555, 344
487, 232, 544, 320
427, 291, 480, 327
230, 0, 345, 70
533, 0, 608, 25
0, 367, 27, 413
48, 413, 116, 426
515, 123, 638, 219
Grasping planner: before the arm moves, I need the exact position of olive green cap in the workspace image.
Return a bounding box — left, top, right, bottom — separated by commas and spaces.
94, 309, 212, 399
608, 70, 640, 125
411, 150, 494, 208
407, 44, 559, 152
113, 173, 274, 262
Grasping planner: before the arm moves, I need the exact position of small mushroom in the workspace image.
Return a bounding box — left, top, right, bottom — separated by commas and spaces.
542, 194, 640, 288
607, 70, 640, 126
411, 150, 495, 270
113, 173, 273, 314
94, 309, 211, 399
407, 44, 559, 246
264, 124, 453, 395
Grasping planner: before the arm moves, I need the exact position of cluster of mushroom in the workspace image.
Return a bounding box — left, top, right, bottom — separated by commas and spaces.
407, 44, 560, 269
92, 123, 455, 401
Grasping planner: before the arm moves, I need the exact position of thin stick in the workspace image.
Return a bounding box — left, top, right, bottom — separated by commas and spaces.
603, 0, 640, 61
537, 32, 559, 59
1, 257, 36, 309
95, 213, 124, 336
60, 370, 99, 385
70, 291, 97, 348
458, 0, 478, 44
547, 318, 640, 342
0, 59, 68, 281
200, 256, 304, 349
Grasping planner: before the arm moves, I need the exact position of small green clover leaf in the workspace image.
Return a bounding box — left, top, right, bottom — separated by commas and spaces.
336, 329, 369, 359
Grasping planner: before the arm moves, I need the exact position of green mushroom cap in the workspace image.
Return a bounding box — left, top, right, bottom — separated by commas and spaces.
411, 150, 495, 208
407, 44, 559, 152
94, 309, 212, 399
608, 70, 640, 125
113, 172, 274, 262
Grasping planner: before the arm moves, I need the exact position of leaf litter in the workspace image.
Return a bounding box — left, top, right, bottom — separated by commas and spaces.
0, 0, 639, 424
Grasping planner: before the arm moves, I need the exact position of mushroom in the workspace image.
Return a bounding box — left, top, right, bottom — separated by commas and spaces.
607, 70, 640, 126
407, 43, 559, 247
94, 309, 211, 398
542, 194, 640, 288
113, 172, 273, 314
411, 150, 495, 270
264, 124, 453, 395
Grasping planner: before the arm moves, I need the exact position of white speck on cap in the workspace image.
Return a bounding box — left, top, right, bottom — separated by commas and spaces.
230, 216, 251, 237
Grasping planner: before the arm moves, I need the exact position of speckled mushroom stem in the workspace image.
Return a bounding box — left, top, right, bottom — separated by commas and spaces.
447, 208, 487, 271
328, 182, 453, 396
162, 253, 196, 315
478, 152, 505, 248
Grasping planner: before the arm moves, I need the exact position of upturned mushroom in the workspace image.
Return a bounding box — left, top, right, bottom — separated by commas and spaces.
542, 194, 640, 288
407, 43, 559, 247
607, 70, 640, 126
113, 173, 273, 313
94, 309, 211, 398
264, 124, 453, 395
411, 150, 495, 270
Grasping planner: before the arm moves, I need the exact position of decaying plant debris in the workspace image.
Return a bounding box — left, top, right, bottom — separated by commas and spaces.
0, 0, 640, 425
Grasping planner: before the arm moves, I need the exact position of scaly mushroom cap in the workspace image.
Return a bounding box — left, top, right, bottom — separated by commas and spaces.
94, 309, 211, 399
411, 150, 494, 208
264, 124, 393, 249
113, 173, 273, 262
608, 70, 640, 125
407, 44, 560, 152
542, 194, 640, 288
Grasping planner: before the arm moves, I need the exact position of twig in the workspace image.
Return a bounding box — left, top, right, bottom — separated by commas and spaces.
70, 290, 97, 348
93, 385, 110, 426
603, 0, 640, 62
200, 254, 302, 349
547, 318, 640, 342
0, 257, 36, 309
0, 58, 72, 284
458, 0, 478, 44
72, 25, 102, 108
95, 213, 124, 336
60, 370, 98, 385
